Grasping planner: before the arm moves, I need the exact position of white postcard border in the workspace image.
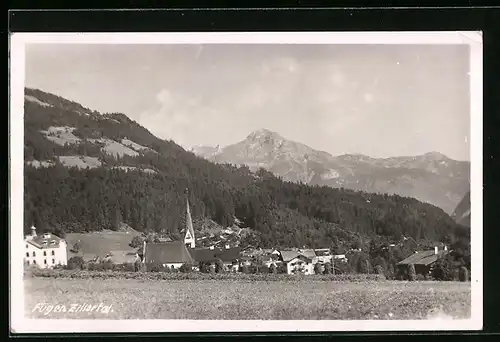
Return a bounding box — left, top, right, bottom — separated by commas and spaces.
9, 31, 483, 333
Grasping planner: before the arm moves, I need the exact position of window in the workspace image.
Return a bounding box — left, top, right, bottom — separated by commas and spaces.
26, 252, 29, 257
43, 251, 47, 256
27, 260, 30, 265
52, 259, 55, 264
44, 259, 47, 264
26, 244, 28, 248
32, 251, 36, 257
51, 250, 55, 256
33, 260, 36, 264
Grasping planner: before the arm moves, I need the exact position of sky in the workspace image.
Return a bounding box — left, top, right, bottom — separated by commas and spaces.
25, 43, 471, 161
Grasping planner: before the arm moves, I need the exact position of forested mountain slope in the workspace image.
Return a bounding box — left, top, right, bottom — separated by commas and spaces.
23, 88, 469, 249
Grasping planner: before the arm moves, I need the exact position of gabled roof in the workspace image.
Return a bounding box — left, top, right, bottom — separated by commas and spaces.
314, 249, 331, 256
26, 233, 63, 249
298, 249, 317, 259
145, 241, 194, 264
191, 248, 219, 262
397, 250, 448, 266
280, 250, 300, 262
191, 247, 242, 263
217, 247, 242, 262
288, 254, 313, 263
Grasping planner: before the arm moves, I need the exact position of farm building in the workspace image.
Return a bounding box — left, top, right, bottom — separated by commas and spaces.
24, 226, 67, 268
143, 241, 194, 269
298, 249, 317, 263
191, 246, 242, 272
314, 248, 333, 263
280, 250, 314, 275
396, 246, 449, 277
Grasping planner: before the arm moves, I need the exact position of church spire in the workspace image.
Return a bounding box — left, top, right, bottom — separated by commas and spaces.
184, 188, 195, 248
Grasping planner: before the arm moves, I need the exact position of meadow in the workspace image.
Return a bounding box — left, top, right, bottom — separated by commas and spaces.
24, 277, 471, 320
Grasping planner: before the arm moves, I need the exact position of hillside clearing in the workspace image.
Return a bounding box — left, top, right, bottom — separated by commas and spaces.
57, 156, 102, 169
40, 126, 81, 146
24, 278, 470, 320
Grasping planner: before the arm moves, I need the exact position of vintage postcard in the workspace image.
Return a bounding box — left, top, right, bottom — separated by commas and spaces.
9, 31, 482, 333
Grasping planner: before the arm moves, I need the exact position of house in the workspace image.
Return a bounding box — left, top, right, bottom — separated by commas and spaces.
279, 250, 314, 275
333, 254, 348, 263
191, 246, 242, 272
396, 246, 449, 277
298, 249, 317, 263
24, 226, 67, 268
143, 241, 195, 269
217, 246, 242, 272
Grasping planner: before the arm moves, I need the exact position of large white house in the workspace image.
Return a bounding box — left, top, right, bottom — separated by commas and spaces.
24, 226, 68, 268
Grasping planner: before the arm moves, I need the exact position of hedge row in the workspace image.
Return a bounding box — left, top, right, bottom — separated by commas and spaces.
25, 268, 387, 282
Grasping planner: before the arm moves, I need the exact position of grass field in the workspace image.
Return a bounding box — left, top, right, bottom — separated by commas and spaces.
24, 278, 471, 320
64, 229, 141, 260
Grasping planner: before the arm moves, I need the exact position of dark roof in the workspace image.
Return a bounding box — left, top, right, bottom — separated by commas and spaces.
26, 233, 63, 249
191, 247, 242, 263
217, 247, 242, 262
145, 241, 194, 264
397, 250, 448, 266
191, 248, 219, 262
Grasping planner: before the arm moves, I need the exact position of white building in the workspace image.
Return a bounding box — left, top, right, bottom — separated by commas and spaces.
24, 226, 67, 268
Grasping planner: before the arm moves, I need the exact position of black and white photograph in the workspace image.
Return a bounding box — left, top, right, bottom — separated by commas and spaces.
9, 32, 482, 333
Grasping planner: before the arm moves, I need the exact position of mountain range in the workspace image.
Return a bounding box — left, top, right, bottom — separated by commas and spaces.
192, 129, 470, 215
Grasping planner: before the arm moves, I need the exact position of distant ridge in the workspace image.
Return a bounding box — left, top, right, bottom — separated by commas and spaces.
193, 128, 470, 214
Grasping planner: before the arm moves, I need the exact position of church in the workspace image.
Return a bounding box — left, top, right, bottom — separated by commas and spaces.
142, 189, 196, 268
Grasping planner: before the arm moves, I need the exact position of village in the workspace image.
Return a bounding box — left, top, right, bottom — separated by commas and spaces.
24, 193, 454, 279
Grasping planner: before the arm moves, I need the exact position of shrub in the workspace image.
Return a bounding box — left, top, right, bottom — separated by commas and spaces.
134, 260, 144, 272
269, 263, 277, 274
432, 256, 455, 281
335, 261, 351, 275
323, 262, 333, 275
199, 261, 211, 273
277, 263, 287, 274
179, 263, 193, 273
67, 256, 84, 270
458, 266, 469, 282
240, 264, 250, 274
408, 264, 417, 281
214, 260, 225, 273
101, 261, 114, 271
374, 265, 385, 275
258, 265, 269, 274
385, 263, 395, 280
129, 236, 144, 249
314, 263, 323, 275
416, 274, 426, 281
148, 264, 162, 273
358, 259, 371, 274
70, 242, 80, 254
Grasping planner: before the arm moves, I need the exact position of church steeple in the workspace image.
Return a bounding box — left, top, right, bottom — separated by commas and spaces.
183, 188, 195, 248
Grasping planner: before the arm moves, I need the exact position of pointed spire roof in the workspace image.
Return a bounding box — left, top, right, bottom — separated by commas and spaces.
184, 188, 195, 238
